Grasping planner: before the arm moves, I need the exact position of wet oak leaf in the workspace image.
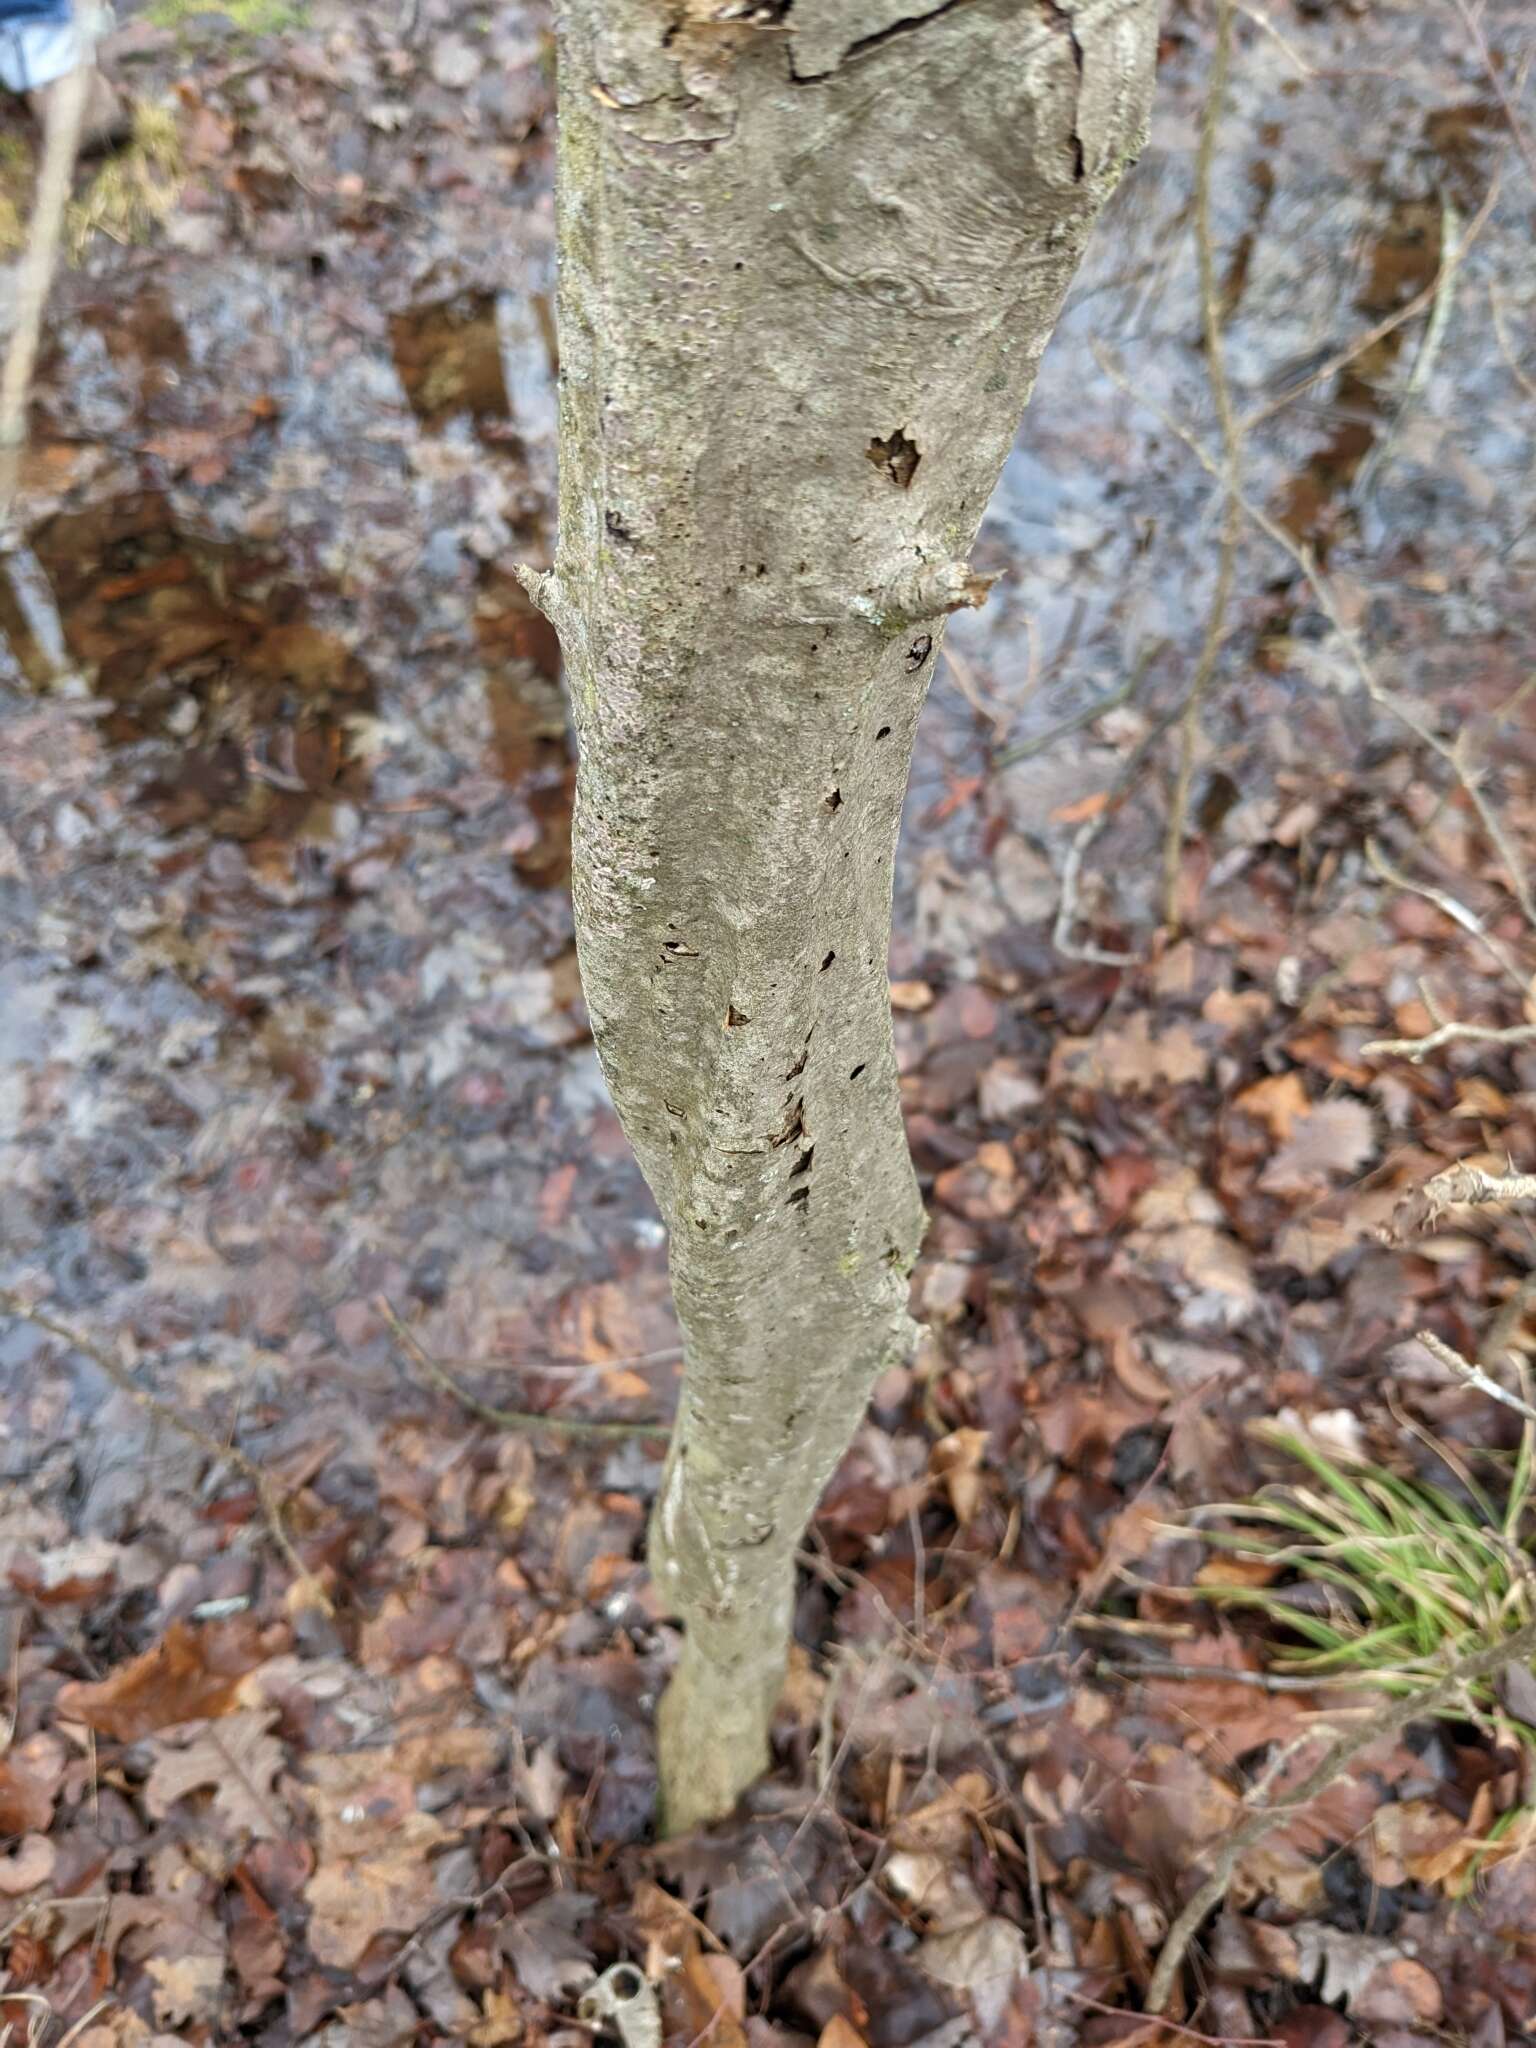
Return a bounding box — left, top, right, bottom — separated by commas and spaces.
144, 1708, 288, 1840
56, 1617, 268, 1740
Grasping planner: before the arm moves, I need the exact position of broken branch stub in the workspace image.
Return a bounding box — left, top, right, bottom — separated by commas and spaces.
547, 0, 1158, 1831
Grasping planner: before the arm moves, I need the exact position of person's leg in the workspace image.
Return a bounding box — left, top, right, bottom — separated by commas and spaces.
0, 4, 128, 155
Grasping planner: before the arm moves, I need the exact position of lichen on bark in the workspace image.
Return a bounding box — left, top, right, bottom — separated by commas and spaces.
534, 0, 1159, 1833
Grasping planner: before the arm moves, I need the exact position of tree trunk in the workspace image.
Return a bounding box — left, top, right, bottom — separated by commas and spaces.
526, 0, 1158, 1834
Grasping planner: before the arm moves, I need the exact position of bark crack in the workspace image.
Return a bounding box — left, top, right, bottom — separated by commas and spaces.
1041, 0, 1087, 180
787, 0, 975, 81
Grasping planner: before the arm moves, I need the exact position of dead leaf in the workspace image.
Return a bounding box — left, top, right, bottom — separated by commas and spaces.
304, 1766, 455, 1970
145, 1709, 288, 1839
469, 1989, 525, 2046
1237, 1071, 1311, 1140
1290, 1926, 1441, 2024
501, 1888, 595, 2001
0, 1732, 65, 1834
890, 979, 935, 1012
0, 1835, 55, 1895
818, 2020, 870, 2048
919, 1917, 1027, 2033
1053, 1013, 1210, 1094
57, 1618, 267, 1740
146, 1952, 224, 2028
1260, 1098, 1376, 1192
930, 1428, 988, 1524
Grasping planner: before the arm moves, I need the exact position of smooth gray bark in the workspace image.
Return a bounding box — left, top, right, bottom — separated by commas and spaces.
526, 0, 1158, 1832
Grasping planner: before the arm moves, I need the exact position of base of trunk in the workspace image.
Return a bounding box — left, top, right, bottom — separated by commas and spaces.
656, 1630, 785, 1836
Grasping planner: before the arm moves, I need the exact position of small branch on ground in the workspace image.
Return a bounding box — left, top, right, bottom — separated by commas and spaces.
1240, 168, 1501, 431
993, 662, 1144, 769
378, 1297, 666, 1440
1162, 0, 1240, 933
1385, 1161, 1536, 1242
1490, 282, 1536, 401
1363, 840, 1531, 994
1097, 347, 1536, 938
1363, 1017, 1536, 1064
1353, 194, 1461, 507
0, 1290, 332, 1615
1147, 1614, 1536, 2013
1413, 1329, 1536, 1428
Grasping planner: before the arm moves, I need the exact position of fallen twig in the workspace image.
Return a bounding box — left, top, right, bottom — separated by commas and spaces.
1097, 1656, 1366, 1695
0, 1290, 332, 1615
1489, 281, 1536, 402
1240, 168, 1501, 432
1163, 0, 1240, 933
1413, 1329, 1536, 1429
1452, 0, 1536, 192
1363, 1017, 1536, 1064
1353, 194, 1460, 508
379, 1297, 666, 1440
1147, 1614, 1536, 2012
1102, 354, 1536, 944
993, 663, 1144, 769
1386, 1160, 1536, 1242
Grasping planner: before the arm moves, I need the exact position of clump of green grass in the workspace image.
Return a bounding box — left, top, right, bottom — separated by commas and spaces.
148, 0, 306, 33
1194, 1417, 1536, 1717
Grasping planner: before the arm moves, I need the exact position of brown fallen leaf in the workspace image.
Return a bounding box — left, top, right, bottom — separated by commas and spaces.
146, 1951, 225, 2029
0, 1835, 55, 1896
304, 1765, 456, 1970
57, 1618, 268, 1740
1236, 1070, 1311, 1141
1260, 1098, 1376, 1193
930, 1428, 988, 1525
145, 1709, 288, 1840
818, 2019, 870, 2048
0, 1732, 66, 1834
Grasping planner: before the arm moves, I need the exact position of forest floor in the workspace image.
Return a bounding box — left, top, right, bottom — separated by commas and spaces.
1, 1, 1536, 2044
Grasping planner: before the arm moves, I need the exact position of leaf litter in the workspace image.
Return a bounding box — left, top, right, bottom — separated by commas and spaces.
0, 0, 1534, 2043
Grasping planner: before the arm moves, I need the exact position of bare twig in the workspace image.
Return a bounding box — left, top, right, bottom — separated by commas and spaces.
1147, 1614, 1536, 2012
1097, 1657, 1366, 1695
1363, 840, 1530, 992
0, 1290, 332, 1614
1240, 168, 1502, 431
1452, 0, 1536, 191
1163, 0, 1240, 932
0, 2, 91, 532
1363, 1017, 1536, 1064
1481, 1270, 1536, 1376
1101, 349, 1536, 940
1388, 1161, 1536, 1243
1413, 1329, 1536, 1428
379, 1297, 665, 1440
993, 662, 1145, 769
1489, 281, 1536, 401
1352, 194, 1460, 507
